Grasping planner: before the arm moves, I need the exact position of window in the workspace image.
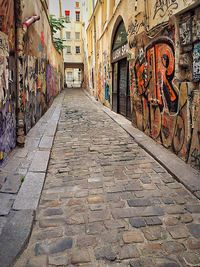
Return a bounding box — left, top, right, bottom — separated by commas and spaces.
76, 11, 80, 22
75, 46, 80, 54
66, 32, 71, 40
65, 10, 70, 22
67, 72, 73, 81
75, 32, 80, 40
66, 46, 71, 54
75, 2, 80, 8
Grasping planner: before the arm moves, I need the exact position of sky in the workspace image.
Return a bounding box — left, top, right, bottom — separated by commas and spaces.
49, 0, 82, 20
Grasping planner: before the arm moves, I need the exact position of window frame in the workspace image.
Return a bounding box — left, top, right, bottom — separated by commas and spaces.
75, 11, 80, 22
66, 46, 71, 54
75, 46, 80, 54
75, 32, 80, 40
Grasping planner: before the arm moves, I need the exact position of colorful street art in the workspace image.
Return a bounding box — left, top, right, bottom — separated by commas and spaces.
0, 0, 16, 162
18, 56, 61, 134
130, 23, 200, 170
193, 42, 200, 81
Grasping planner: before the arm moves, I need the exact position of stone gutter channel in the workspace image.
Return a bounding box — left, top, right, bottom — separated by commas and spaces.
0, 91, 64, 267
83, 89, 200, 200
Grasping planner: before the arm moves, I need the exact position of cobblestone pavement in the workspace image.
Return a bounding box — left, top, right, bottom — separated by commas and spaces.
14, 89, 200, 267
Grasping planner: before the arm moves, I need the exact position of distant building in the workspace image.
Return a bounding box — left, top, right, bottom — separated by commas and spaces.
49, 0, 84, 88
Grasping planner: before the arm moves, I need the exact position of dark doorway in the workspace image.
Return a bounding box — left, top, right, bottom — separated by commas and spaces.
111, 19, 131, 121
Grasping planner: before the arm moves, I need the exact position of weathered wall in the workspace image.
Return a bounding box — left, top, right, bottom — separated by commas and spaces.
0, 0, 63, 163
17, 0, 63, 137
0, 0, 16, 161
128, 0, 200, 170
94, 0, 135, 107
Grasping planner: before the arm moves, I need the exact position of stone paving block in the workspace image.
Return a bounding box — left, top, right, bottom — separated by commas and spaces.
187, 224, 200, 238
95, 246, 117, 261
0, 217, 7, 235
0, 210, 34, 267
142, 226, 168, 241
29, 151, 50, 173
0, 172, 7, 187
167, 225, 190, 239
119, 245, 140, 260
127, 198, 151, 207
186, 238, 200, 250
39, 136, 54, 149
13, 172, 46, 210
122, 230, 144, 243
0, 193, 14, 215
27, 256, 47, 267
112, 206, 164, 219
129, 217, 146, 228
154, 257, 181, 267
71, 249, 91, 264
48, 254, 69, 266
14, 149, 28, 159
181, 252, 200, 266
0, 174, 22, 194
186, 205, 200, 213
3, 160, 21, 173
144, 216, 162, 226
35, 237, 73, 255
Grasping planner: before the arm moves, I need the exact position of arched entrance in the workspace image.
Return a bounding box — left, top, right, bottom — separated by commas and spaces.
111, 20, 131, 120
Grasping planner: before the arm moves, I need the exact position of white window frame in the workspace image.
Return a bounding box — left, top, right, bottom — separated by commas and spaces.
66, 46, 71, 54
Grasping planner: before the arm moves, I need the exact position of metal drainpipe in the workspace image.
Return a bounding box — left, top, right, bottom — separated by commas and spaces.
15, 7, 40, 146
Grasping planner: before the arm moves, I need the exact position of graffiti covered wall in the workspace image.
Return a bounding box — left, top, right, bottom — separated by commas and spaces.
16, 0, 63, 145
128, 2, 200, 170
0, 0, 63, 162
0, 0, 16, 162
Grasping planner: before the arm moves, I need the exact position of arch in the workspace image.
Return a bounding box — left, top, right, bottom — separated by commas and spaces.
110, 16, 127, 61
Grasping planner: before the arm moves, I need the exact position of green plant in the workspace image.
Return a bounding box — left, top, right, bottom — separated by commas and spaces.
20, 176, 25, 183
49, 15, 67, 52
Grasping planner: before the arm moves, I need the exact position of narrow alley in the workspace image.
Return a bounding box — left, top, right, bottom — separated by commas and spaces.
13, 89, 200, 267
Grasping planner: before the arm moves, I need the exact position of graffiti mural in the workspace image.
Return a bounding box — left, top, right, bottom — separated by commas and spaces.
97, 64, 102, 101
0, 0, 15, 51
19, 56, 60, 134
153, 0, 179, 19
179, 13, 192, 46
193, 42, 200, 81
130, 16, 200, 170
0, 0, 16, 162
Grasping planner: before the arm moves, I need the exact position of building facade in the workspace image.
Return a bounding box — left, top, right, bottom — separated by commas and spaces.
49, 0, 84, 87
0, 0, 64, 163
83, 0, 200, 170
